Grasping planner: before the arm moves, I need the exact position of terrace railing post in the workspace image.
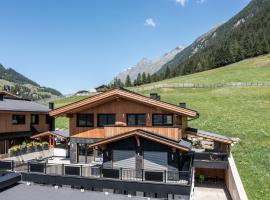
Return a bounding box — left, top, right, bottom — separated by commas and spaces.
80, 165, 83, 176
141, 169, 144, 182
44, 163, 47, 174
120, 168, 122, 180
11, 160, 14, 171
164, 170, 166, 183
27, 162, 30, 173
100, 166, 102, 178
62, 164, 65, 176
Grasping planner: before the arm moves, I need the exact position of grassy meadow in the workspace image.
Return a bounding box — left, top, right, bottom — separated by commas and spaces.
54, 54, 270, 199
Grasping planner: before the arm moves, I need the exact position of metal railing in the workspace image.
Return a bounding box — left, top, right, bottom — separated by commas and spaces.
194, 152, 228, 161
0, 160, 191, 185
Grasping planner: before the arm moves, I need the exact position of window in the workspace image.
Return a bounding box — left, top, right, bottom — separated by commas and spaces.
152, 114, 173, 126
12, 115, 25, 125
127, 114, 146, 126
77, 114, 94, 127
31, 114, 39, 125
98, 114, 116, 127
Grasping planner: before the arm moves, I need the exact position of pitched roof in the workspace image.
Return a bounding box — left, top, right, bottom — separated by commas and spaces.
0, 91, 22, 100
87, 129, 191, 152
186, 127, 233, 144
31, 130, 69, 139
49, 88, 199, 118
0, 98, 51, 113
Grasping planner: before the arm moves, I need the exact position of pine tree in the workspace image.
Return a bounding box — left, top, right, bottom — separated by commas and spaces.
165, 67, 171, 79
142, 72, 147, 84
125, 75, 132, 87
136, 73, 142, 85
146, 73, 151, 83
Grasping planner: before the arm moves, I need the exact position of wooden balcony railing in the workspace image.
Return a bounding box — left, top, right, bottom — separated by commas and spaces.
104, 126, 182, 141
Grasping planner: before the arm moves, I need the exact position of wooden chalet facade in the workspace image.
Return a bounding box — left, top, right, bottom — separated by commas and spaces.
0, 91, 52, 155
50, 88, 232, 176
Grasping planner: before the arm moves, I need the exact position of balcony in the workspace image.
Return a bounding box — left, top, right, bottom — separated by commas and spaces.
193, 152, 228, 169
104, 125, 182, 141
0, 160, 192, 197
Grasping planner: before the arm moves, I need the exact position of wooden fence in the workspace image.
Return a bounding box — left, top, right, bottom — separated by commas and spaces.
130, 82, 270, 92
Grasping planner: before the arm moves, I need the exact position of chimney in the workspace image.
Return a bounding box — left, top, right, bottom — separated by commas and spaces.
179, 102, 186, 108
150, 93, 160, 101
49, 102, 55, 131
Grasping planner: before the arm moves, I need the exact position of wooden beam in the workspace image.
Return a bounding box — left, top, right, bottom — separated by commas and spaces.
135, 135, 140, 147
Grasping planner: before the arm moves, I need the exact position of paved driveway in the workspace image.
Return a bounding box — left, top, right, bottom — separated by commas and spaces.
194, 183, 231, 200
0, 183, 148, 200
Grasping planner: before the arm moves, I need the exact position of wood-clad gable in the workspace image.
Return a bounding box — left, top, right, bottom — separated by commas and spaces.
49, 88, 199, 118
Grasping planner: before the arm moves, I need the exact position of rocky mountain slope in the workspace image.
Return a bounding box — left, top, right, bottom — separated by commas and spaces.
115, 46, 185, 82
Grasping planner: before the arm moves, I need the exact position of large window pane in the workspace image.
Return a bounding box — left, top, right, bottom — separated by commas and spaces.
31, 114, 39, 125
77, 114, 94, 127
163, 115, 173, 125
98, 114, 116, 127
12, 115, 25, 125
152, 114, 163, 126
127, 114, 146, 126
152, 114, 173, 126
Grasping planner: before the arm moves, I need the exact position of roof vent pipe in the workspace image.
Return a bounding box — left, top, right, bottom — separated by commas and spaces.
150, 93, 160, 101
179, 102, 186, 108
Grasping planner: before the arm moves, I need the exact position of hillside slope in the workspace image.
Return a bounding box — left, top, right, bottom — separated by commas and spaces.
0, 64, 62, 100
157, 0, 270, 80
130, 54, 270, 89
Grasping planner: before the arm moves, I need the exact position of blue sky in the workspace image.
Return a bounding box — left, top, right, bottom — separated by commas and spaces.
0, 0, 250, 94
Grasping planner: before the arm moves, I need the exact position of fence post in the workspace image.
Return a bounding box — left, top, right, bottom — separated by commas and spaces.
80, 165, 83, 176
164, 170, 166, 183
44, 163, 47, 174
11, 160, 14, 171
27, 162, 30, 173
142, 169, 144, 182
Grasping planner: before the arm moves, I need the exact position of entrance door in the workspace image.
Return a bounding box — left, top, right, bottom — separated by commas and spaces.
144, 151, 168, 171
113, 150, 136, 169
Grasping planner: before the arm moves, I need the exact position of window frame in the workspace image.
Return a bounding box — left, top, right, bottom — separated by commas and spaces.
12, 115, 26, 125
126, 113, 146, 126
77, 113, 94, 127
31, 114, 39, 125
152, 114, 174, 126
97, 113, 116, 127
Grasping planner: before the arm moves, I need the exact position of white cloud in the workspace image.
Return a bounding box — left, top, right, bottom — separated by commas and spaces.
197, 0, 206, 4
144, 18, 156, 28
175, 0, 188, 7
176, 0, 206, 7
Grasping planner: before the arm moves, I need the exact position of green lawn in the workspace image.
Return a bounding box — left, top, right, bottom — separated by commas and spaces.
140, 87, 270, 200
137, 54, 270, 86
54, 55, 270, 199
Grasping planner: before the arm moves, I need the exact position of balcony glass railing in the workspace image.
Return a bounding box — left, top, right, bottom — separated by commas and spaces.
0, 160, 192, 185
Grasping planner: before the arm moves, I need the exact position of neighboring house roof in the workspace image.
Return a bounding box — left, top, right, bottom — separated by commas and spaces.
50, 88, 199, 118
0, 131, 38, 140
0, 91, 22, 100
31, 130, 70, 139
87, 129, 192, 152
95, 85, 110, 90
0, 98, 51, 113
186, 127, 233, 144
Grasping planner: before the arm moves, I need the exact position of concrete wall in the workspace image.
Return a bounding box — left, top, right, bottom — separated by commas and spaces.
5, 149, 53, 162
225, 154, 248, 200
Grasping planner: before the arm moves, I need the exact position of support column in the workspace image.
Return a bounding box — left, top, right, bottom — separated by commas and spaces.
70, 141, 78, 164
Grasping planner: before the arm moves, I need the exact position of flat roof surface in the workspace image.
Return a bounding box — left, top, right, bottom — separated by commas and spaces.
1, 183, 149, 200
0, 99, 51, 113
